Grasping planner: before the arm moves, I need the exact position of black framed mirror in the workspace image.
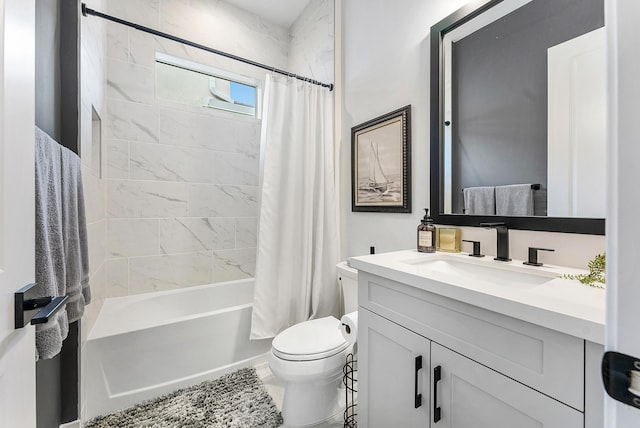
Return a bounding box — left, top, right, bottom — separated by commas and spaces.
430, 0, 605, 235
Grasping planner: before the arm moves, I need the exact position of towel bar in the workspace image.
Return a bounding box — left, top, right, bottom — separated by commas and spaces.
15, 283, 69, 329
461, 183, 541, 192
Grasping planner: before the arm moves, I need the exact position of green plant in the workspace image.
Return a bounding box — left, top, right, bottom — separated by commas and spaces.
562, 253, 606, 288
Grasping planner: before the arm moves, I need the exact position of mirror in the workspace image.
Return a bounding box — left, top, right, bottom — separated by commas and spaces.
430, 0, 605, 234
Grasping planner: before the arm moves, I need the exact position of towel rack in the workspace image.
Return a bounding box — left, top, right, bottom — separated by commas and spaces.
461, 184, 541, 192
15, 283, 69, 329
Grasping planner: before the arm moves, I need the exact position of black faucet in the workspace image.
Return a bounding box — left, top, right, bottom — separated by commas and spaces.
479, 222, 511, 262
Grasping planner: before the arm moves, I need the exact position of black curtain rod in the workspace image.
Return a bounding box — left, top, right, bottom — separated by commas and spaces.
81, 4, 334, 91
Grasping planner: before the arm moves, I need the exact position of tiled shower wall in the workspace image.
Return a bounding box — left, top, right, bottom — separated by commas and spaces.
104, 0, 290, 296
80, 0, 107, 341
79, 0, 108, 419
289, 0, 335, 85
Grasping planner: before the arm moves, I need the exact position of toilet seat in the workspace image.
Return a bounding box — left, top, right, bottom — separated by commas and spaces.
272, 316, 349, 361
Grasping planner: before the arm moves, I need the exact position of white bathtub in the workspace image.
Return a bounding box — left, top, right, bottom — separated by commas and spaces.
84, 279, 271, 419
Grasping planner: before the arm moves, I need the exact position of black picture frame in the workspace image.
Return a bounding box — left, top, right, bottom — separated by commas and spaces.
351, 105, 411, 213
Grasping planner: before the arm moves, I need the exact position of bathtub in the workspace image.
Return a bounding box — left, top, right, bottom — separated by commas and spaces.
84, 279, 271, 419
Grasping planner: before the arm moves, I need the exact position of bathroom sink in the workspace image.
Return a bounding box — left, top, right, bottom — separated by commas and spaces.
401, 256, 557, 289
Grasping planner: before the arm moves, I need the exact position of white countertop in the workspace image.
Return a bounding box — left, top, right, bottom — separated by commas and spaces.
349, 250, 606, 344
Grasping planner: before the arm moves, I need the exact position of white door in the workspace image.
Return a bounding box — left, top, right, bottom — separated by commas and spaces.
358, 309, 431, 428
0, 0, 37, 427
547, 27, 606, 218
430, 343, 582, 428
605, 0, 640, 426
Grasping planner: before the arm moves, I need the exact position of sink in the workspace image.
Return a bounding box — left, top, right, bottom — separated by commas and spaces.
401, 256, 556, 289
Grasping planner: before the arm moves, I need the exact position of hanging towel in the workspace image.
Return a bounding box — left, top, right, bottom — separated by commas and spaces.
34, 127, 91, 359
34, 127, 69, 359
60, 145, 91, 322
463, 186, 496, 215
496, 184, 534, 216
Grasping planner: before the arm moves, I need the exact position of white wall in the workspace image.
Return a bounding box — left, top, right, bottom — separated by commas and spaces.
341, 0, 606, 269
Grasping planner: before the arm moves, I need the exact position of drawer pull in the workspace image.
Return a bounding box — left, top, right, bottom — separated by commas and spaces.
414, 355, 423, 408
434, 365, 442, 422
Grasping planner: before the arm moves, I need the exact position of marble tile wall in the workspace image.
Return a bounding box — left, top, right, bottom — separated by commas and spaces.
80, 0, 108, 420
103, 0, 281, 296
289, 0, 335, 84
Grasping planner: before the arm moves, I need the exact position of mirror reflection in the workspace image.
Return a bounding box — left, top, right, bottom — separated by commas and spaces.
441, 0, 605, 218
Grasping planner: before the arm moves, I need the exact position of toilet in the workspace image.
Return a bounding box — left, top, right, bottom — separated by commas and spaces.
268, 261, 358, 427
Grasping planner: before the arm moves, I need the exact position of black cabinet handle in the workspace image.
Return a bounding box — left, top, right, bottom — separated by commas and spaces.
414, 355, 423, 408
434, 365, 442, 423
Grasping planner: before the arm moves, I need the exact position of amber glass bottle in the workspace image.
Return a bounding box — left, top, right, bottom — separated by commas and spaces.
417, 208, 436, 253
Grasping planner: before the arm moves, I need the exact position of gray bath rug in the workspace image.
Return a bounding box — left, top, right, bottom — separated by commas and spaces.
86, 367, 283, 428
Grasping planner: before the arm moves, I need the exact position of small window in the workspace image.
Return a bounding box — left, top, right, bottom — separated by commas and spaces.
155, 53, 258, 116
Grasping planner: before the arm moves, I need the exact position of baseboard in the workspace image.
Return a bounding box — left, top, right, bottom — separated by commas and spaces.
60, 420, 81, 428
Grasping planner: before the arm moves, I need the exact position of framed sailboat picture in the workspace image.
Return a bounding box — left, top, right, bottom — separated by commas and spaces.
351, 105, 411, 212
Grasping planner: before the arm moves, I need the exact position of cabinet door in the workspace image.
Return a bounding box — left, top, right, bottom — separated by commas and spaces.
359, 309, 431, 428
431, 343, 583, 428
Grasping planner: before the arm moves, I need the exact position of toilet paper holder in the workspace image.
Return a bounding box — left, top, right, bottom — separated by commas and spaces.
343, 353, 357, 428
342, 323, 352, 335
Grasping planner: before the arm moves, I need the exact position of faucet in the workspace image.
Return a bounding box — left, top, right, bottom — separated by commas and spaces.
479, 222, 511, 262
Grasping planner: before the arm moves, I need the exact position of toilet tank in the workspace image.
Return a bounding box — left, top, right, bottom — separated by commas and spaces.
336, 261, 358, 314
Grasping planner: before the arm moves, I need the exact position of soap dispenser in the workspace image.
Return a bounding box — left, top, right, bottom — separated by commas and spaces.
417, 208, 436, 253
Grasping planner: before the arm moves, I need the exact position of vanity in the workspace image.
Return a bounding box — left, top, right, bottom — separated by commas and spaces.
350, 250, 605, 428
349, 0, 608, 424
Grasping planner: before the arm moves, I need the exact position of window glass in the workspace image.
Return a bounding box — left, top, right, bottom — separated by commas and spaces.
155, 59, 257, 116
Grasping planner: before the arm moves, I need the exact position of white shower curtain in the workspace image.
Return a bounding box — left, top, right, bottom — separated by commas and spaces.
250, 75, 340, 340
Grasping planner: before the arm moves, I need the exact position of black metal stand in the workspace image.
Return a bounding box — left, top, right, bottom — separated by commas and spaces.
343, 353, 357, 428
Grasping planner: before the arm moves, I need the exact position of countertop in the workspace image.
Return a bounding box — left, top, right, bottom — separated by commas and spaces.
349, 249, 606, 344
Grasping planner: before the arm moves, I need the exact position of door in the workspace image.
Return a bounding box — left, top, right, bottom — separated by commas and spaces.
359, 308, 430, 427
430, 343, 582, 428
605, 0, 640, 426
547, 27, 606, 218
0, 0, 37, 427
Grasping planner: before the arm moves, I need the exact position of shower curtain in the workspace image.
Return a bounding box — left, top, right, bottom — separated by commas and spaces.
250, 75, 340, 340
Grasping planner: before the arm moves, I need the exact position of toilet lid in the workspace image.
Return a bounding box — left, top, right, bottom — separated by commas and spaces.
272, 316, 350, 361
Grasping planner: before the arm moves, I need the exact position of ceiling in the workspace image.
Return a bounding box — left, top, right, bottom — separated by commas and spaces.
222, 0, 313, 28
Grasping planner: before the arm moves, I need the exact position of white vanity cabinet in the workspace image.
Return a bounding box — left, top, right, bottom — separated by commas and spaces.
431, 342, 582, 428
358, 309, 430, 427
356, 269, 604, 428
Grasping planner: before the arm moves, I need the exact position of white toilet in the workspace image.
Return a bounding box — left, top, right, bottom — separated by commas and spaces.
268, 261, 358, 427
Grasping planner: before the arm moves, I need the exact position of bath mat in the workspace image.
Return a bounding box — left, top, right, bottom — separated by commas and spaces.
86, 367, 283, 428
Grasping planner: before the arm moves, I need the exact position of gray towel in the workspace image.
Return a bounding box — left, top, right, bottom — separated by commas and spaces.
496, 184, 534, 216
35, 127, 69, 359
463, 186, 496, 215
34, 127, 91, 359
60, 145, 91, 322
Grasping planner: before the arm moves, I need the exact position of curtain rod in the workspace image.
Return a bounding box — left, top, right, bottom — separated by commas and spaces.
81, 4, 334, 91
